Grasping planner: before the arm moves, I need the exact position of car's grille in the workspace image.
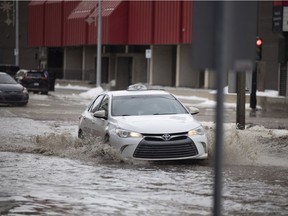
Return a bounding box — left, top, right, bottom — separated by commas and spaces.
3, 92, 22, 101
5, 96, 22, 101
133, 133, 198, 159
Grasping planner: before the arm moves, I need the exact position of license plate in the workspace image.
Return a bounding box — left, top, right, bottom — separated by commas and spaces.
34, 83, 39, 86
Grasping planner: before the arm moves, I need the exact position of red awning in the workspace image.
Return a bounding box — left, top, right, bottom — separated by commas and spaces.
87, 0, 128, 45
64, 1, 97, 46
68, 1, 96, 19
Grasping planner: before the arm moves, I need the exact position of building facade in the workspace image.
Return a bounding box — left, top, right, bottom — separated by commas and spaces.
0, 0, 287, 95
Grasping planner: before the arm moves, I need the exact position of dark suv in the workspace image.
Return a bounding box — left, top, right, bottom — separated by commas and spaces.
0, 65, 20, 77
15, 69, 49, 95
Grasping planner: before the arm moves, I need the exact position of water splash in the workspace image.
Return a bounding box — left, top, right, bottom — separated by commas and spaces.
1, 119, 287, 167
202, 122, 288, 167
31, 133, 129, 164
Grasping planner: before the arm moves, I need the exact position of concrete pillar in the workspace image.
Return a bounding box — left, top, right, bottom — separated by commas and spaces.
204, 69, 216, 89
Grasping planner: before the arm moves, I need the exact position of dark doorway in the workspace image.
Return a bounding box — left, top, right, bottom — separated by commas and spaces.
116, 57, 133, 90
47, 48, 63, 79
93, 57, 109, 84
101, 57, 109, 84
47, 48, 63, 90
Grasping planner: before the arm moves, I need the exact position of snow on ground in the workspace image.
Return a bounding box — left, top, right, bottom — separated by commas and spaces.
55, 83, 91, 91
210, 86, 281, 98
78, 87, 104, 99
55, 84, 281, 111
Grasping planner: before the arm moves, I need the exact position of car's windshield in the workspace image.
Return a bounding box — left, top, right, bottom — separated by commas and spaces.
0, 73, 17, 84
112, 94, 188, 116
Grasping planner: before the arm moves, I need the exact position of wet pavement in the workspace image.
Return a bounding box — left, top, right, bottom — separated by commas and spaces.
0, 87, 288, 215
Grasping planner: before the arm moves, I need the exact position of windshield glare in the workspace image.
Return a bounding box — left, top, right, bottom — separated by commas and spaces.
112, 94, 188, 116
0, 74, 17, 84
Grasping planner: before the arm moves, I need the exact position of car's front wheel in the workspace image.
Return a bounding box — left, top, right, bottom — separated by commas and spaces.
103, 134, 110, 145
78, 130, 84, 139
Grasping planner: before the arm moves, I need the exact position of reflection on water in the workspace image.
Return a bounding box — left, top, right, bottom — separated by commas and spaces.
0, 152, 214, 216
1, 118, 288, 215
1, 151, 288, 216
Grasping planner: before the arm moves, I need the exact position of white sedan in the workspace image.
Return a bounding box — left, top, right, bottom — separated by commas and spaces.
78, 85, 208, 161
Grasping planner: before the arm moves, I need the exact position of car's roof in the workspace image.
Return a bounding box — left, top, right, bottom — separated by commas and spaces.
108, 89, 171, 97
0, 72, 13, 76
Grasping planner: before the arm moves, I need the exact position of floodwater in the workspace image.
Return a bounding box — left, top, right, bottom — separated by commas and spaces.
1, 92, 288, 215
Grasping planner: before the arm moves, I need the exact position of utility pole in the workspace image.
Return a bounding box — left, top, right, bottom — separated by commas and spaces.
15, 0, 19, 66
96, 0, 102, 87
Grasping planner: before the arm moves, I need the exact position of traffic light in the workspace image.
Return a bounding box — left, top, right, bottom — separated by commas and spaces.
256, 37, 263, 61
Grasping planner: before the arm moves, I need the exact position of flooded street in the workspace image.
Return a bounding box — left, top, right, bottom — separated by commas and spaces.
1, 89, 288, 215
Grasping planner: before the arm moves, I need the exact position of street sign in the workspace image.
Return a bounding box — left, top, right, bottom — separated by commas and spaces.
283, 7, 288, 31
145, 49, 151, 59
272, 5, 283, 32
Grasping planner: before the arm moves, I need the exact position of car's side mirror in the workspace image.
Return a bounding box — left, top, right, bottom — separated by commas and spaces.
93, 110, 107, 119
188, 106, 199, 115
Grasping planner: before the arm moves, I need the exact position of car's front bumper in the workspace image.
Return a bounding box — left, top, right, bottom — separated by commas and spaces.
109, 133, 208, 161
0, 92, 29, 105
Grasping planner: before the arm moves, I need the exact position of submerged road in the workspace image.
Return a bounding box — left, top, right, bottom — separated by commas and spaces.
0, 89, 288, 215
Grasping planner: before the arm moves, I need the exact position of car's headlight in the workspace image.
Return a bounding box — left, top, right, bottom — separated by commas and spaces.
116, 129, 143, 138
188, 126, 205, 136
22, 87, 28, 94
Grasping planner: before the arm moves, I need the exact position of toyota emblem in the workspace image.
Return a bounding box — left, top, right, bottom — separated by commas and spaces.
162, 134, 171, 141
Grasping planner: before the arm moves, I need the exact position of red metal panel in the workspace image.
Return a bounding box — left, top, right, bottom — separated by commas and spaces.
181, 1, 192, 43
44, 1, 63, 46
62, 1, 81, 46
128, 1, 153, 45
87, 1, 128, 45
154, 1, 181, 44
27, 1, 45, 47
105, 1, 128, 44
64, 1, 96, 46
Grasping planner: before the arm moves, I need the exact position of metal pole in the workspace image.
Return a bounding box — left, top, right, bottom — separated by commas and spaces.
15, 0, 19, 66
236, 71, 246, 129
250, 1, 259, 109
96, 0, 102, 87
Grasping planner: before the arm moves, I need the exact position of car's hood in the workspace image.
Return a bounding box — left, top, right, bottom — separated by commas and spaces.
0, 84, 24, 92
113, 114, 201, 133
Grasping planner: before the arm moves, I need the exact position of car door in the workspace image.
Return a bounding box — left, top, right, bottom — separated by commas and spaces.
82, 94, 104, 137
90, 95, 109, 139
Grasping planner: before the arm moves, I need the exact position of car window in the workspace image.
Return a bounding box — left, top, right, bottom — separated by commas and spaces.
111, 94, 188, 116
0, 73, 17, 84
99, 95, 109, 113
88, 95, 104, 113
27, 71, 45, 78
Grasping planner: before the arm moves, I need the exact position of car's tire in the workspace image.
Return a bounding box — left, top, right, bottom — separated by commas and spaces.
17, 102, 28, 106
78, 130, 84, 139
42, 91, 48, 95
103, 134, 110, 145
